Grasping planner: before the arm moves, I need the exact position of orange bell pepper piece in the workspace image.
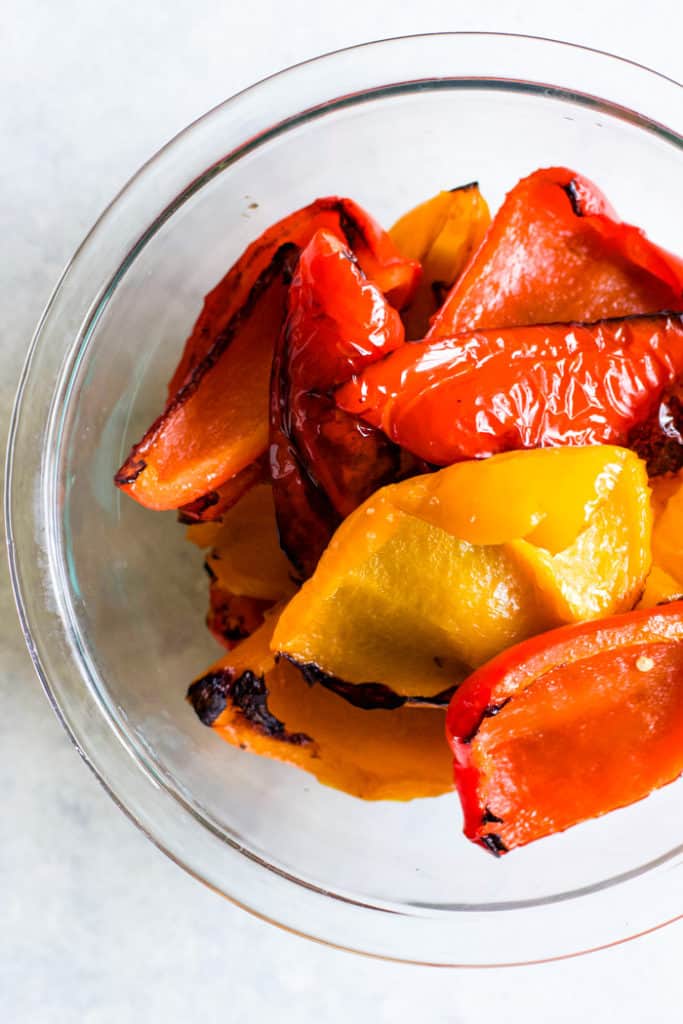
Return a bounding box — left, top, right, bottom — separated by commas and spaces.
116, 244, 297, 510
446, 602, 683, 854
427, 167, 683, 339
188, 615, 453, 801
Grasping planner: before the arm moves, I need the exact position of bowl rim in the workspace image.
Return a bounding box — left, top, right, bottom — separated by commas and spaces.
6, 31, 683, 967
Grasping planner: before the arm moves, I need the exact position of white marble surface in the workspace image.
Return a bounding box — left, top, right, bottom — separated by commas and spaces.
2, 2, 681, 1020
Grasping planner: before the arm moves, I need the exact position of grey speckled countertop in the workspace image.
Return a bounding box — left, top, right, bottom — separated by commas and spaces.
2, 2, 682, 1020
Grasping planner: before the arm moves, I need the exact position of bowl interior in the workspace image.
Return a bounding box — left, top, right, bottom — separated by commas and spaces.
55, 81, 683, 921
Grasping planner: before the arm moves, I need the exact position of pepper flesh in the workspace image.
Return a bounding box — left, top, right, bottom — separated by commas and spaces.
446, 603, 683, 854
273, 447, 651, 700
337, 314, 683, 466
168, 196, 420, 395
427, 167, 683, 340
389, 183, 491, 338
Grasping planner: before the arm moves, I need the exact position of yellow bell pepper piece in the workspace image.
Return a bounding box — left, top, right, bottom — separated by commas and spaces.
389, 183, 490, 338
188, 485, 295, 601
273, 447, 651, 698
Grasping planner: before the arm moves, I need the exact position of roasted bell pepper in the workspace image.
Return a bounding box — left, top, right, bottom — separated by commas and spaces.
117, 203, 419, 512
446, 602, 683, 854
273, 446, 651, 702
389, 183, 491, 338
338, 314, 683, 466
116, 244, 298, 510
427, 167, 683, 339
168, 196, 420, 395
188, 615, 453, 800
270, 229, 407, 575
177, 456, 267, 525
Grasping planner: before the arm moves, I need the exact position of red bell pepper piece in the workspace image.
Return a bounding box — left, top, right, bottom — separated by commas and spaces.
168, 197, 420, 395
446, 602, 683, 855
271, 229, 406, 575
427, 167, 683, 340
337, 313, 683, 465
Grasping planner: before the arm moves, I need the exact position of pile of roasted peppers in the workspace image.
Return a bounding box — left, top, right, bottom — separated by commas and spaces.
116, 168, 683, 854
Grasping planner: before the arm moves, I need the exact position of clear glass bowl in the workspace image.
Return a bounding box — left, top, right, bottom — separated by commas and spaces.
6, 33, 683, 966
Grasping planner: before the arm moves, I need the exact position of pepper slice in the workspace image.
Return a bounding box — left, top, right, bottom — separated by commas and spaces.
337, 313, 683, 466
168, 196, 420, 395
116, 244, 298, 510
427, 167, 683, 339
446, 602, 683, 855
270, 229, 406, 576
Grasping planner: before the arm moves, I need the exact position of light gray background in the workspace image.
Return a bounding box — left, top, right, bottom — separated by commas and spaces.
2, 2, 681, 1021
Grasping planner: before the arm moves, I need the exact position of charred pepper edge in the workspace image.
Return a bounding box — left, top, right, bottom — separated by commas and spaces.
279, 654, 456, 710
461, 698, 512, 744
177, 489, 220, 524
479, 833, 509, 857
269, 302, 342, 578
562, 179, 584, 218
187, 666, 311, 745
114, 457, 146, 486
448, 181, 479, 194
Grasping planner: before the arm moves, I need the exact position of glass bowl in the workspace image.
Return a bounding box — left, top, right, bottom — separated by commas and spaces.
7, 33, 683, 967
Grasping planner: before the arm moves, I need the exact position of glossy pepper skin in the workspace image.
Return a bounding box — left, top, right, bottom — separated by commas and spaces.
270, 229, 406, 576
427, 167, 683, 340
168, 196, 420, 396
337, 313, 683, 466
446, 602, 683, 855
